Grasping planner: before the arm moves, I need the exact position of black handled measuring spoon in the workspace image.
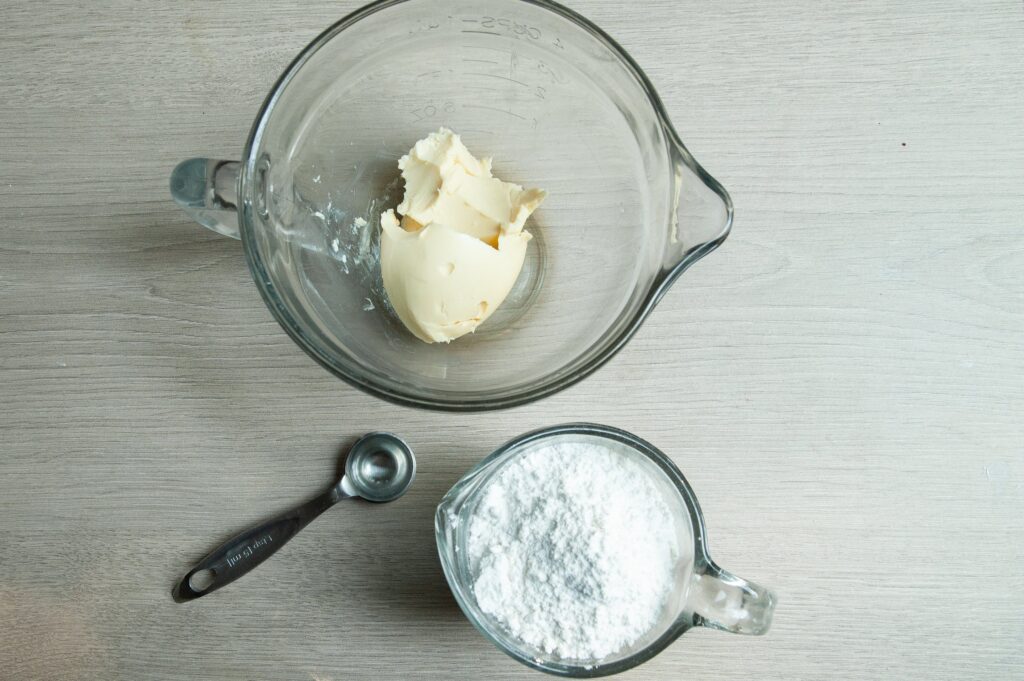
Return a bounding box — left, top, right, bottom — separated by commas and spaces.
174, 432, 416, 602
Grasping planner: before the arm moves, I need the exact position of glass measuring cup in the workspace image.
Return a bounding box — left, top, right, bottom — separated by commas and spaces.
170, 0, 732, 411
435, 423, 775, 676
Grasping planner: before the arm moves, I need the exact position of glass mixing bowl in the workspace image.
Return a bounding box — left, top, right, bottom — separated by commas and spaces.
170, 0, 732, 410
435, 424, 775, 677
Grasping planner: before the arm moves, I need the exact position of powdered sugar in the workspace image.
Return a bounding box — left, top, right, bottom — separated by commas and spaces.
466, 441, 683, 661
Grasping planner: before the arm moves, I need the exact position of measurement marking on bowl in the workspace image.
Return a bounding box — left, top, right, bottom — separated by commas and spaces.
461, 15, 544, 40
462, 29, 501, 37
464, 44, 510, 56
462, 103, 527, 121
466, 72, 530, 88
408, 101, 457, 122
464, 58, 499, 65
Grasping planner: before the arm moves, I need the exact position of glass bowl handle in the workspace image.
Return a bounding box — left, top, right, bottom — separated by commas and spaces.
170, 158, 241, 239
689, 561, 776, 635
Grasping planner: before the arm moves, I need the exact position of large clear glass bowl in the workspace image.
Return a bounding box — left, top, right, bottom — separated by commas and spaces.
175, 0, 733, 410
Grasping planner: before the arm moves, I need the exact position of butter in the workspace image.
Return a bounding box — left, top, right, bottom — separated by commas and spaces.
380, 129, 546, 344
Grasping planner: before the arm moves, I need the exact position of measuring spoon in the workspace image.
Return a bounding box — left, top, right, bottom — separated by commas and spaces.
174, 432, 416, 602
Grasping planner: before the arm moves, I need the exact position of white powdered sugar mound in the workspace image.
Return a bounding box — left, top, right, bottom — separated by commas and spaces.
466, 441, 680, 661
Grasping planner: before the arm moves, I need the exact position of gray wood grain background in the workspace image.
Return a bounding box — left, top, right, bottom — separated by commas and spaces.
2, 1, 1022, 679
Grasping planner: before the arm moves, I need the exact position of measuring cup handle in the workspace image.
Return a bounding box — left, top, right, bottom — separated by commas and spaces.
170, 158, 241, 239
689, 561, 776, 635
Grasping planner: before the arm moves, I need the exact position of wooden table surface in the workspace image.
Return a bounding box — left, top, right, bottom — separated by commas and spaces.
2, 1, 1022, 679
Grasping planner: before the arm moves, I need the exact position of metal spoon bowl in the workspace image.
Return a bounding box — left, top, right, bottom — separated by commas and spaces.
174, 432, 415, 602
344, 432, 416, 503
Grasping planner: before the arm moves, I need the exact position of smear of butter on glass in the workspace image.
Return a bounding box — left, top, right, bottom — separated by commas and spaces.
380, 128, 547, 344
